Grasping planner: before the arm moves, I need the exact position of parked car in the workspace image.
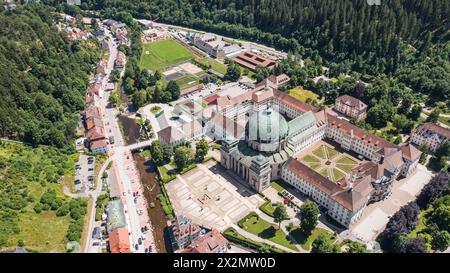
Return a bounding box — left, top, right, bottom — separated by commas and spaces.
88, 168, 94, 172
92, 227, 101, 239
138, 238, 142, 245
93, 241, 100, 246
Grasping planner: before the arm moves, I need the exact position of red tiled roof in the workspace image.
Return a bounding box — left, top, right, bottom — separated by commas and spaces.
232, 51, 276, 71
216, 91, 253, 110
203, 94, 220, 105
109, 228, 130, 253
413, 122, 450, 139
180, 84, 204, 96
116, 51, 125, 61
182, 230, 228, 253
327, 114, 397, 150
87, 126, 106, 141
335, 95, 367, 111
285, 159, 372, 212
252, 88, 274, 103
400, 144, 422, 161
90, 139, 108, 149
273, 89, 318, 113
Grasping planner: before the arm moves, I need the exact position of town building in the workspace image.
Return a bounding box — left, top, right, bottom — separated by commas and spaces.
96, 59, 108, 75
170, 215, 203, 250
181, 230, 229, 253
114, 51, 126, 68
191, 33, 242, 59
108, 228, 131, 253
334, 95, 367, 120
255, 74, 291, 89
105, 200, 127, 233
232, 51, 277, 72
410, 122, 450, 152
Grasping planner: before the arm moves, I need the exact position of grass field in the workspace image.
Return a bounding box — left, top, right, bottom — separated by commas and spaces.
288, 87, 321, 104
289, 228, 335, 250
175, 74, 199, 89
196, 58, 228, 74
239, 213, 298, 251
7, 182, 72, 253
140, 40, 194, 71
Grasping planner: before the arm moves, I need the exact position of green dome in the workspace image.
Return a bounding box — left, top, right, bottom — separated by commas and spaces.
247, 107, 288, 143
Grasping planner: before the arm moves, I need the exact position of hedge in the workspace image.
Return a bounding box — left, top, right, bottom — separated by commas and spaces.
223, 228, 286, 253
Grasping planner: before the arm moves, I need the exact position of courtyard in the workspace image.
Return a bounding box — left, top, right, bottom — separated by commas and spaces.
165, 160, 265, 231
299, 140, 360, 182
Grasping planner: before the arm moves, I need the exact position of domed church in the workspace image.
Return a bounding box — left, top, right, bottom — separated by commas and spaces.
220, 105, 321, 192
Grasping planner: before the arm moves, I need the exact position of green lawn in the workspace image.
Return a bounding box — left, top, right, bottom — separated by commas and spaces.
175, 74, 199, 89
238, 213, 298, 251
312, 146, 326, 159
407, 210, 429, 239
289, 228, 335, 251
325, 146, 338, 159
337, 156, 357, 165
270, 180, 293, 193
302, 154, 320, 163
140, 40, 194, 71
310, 164, 321, 171
157, 166, 176, 183
320, 168, 330, 178
223, 227, 287, 253
288, 87, 321, 104
150, 106, 162, 114
336, 164, 355, 173
259, 201, 276, 217
332, 168, 345, 181
196, 58, 228, 74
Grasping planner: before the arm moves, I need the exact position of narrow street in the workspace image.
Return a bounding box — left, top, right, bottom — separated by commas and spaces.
83, 25, 156, 253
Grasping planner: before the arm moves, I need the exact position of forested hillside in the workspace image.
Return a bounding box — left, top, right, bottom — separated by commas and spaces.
45, 0, 449, 104
0, 3, 100, 149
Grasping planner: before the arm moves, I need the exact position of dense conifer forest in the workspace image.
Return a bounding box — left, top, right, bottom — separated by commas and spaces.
0, 3, 100, 149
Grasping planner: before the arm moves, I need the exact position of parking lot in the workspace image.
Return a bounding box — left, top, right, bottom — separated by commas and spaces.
74, 155, 95, 193
166, 161, 265, 231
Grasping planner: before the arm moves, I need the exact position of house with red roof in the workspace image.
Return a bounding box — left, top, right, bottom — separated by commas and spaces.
181, 230, 229, 253
109, 228, 131, 253
410, 122, 450, 152
170, 215, 202, 250
334, 95, 367, 120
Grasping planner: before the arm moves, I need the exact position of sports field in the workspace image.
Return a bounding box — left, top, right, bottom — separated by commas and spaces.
140, 40, 194, 71
175, 74, 199, 89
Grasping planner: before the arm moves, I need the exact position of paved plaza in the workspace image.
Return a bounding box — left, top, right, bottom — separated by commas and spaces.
349, 164, 433, 242
166, 161, 265, 231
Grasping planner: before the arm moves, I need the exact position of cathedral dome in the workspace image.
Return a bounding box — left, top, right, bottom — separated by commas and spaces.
247, 107, 289, 144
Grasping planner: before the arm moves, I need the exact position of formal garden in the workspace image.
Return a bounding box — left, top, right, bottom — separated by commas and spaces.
301, 143, 359, 182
